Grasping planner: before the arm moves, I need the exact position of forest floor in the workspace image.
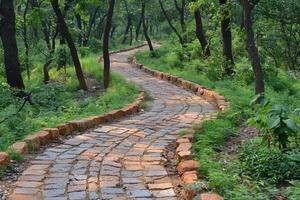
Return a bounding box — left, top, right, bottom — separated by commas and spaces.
2, 45, 217, 200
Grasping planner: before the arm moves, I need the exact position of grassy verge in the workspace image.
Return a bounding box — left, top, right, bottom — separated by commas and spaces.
0, 54, 139, 151
136, 41, 300, 199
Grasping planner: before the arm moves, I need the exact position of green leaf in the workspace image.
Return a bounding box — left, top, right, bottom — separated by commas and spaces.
283, 119, 299, 132
268, 117, 280, 129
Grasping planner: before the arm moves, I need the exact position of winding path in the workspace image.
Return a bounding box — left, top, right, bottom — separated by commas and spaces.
8, 46, 216, 200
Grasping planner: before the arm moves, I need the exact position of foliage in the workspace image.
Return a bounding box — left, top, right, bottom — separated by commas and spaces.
248, 101, 300, 150
136, 41, 300, 199
239, 142, 300, 183
0, 54, 139, 151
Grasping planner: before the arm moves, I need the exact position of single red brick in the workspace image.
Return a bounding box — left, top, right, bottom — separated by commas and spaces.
199, 193, 224, 200
0, 152, 10, 166
10, 142, 28, 155
177, 160, 199, 175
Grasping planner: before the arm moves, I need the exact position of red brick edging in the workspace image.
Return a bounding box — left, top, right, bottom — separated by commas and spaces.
130, 57, 229, 111
0, 92, 145, 167
130, 57, 227, 200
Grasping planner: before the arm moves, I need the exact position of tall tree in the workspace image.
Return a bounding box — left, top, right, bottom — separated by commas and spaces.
193, 4, 211, 57
0, 0, 25, 89
122, 0, 132, 44
103, 0, 115, 89
23, 0, 30, 80
174, 0, 186, 34
51, 0, 88, 91
220, 0, 235, 75
141, 0, 155, 55
158, 0, 184, 45
242, 0, 264, 95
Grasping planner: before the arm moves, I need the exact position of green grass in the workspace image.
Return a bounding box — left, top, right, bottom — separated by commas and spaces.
136, 41, 300, 199
0, 53, 139, 151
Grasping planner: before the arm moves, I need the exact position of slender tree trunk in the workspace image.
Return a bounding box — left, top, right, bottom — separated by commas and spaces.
110, 25, 116, 39
51, 0, 87, 91
122, 15, 132, 44
103, 0, 115, 89
0, 0, 25, 89
23, 0, 30, 80
129, 26, 133, 45
174, 0, 186, 34
97, 14, 107, 40
75, 14, 83, 46
83, 7, 100, 46
194, 7, 210, 57
158, 0, 184, 45
122, 0, 132, 44
135, 17, 142, 41
141, 1, 155, 55
242, 0, 264, 94
220, 0, 235, 75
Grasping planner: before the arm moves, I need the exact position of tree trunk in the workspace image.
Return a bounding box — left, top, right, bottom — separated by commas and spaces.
51, 0, 87, 91
122, 0, 132, 44
174, 0, 186, 34
129, 26, 133, 46
75, 14, 83, 46
43, 59, 53, 84
122, 15, 132, 44
242, 0, 264, 95
220, 0, 235, 75
158, 0, 184, 45
23, 0, 30, 80
83, 7, 100, 46
141, 1, 155, 55
110, 25, 116, 39
194, 7, 210, 57
103, 0, 115, 89
0, 0, 25, 89
135, 17, 142, 41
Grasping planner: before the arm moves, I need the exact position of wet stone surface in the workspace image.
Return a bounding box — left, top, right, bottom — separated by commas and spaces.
5, 46, 217, 200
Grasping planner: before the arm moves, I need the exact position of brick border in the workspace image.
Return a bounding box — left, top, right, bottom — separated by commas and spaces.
0, 92, 145, 167
130, 54, 227, 199
175, 128, 224, 200
130, 57, 229, 111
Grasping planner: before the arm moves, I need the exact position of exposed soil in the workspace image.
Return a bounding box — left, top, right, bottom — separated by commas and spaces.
224, 126, 259, 154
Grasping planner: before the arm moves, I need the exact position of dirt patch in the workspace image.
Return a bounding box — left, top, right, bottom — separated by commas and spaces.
224, 126, 259, 154
164, 142, 187, 199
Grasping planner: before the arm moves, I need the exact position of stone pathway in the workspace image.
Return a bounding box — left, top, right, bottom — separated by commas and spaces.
8, 46, 216, 200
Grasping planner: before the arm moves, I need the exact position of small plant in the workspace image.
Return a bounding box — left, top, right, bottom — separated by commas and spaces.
248, 99, 300, 150
239, 143, 300, 183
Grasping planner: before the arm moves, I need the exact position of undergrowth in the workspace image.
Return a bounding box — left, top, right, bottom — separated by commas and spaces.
136, 40, 300, 199
0, 54, 139, 151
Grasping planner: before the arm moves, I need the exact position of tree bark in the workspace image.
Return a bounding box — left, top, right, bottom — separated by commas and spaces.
23, 0, 30, 80
110, 25, 116, 39
135, 17, 142, 41
158, 0, 184, 45
220, 0, 235, 75
51, 0, 87, 91
174, 0, 186, 34
83, 7, 100, 46
242, 0, 264, 94
194, 7, 210, 57
0, 0, 25, 89
141, 1, 155, 55
103, 0, 115, 89
75, 14, 83, 46
122, 0, 132, 44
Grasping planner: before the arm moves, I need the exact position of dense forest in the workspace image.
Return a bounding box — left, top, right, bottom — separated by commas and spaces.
0, 0, 300, 199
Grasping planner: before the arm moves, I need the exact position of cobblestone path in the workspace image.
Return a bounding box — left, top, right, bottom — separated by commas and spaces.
8, 46, 217, 200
